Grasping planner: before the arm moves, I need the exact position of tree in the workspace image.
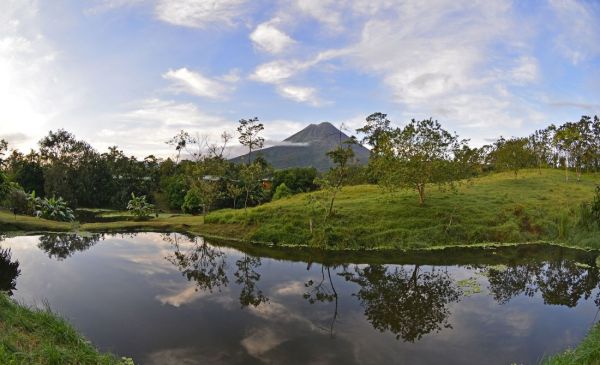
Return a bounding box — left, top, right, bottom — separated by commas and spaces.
272, 183, 293, 200
369, 118, 467, 205
357, 112, 393, 158
237, 117, 264, 164
322, 138, 356, 218
491, 137, 534, 177
553, 119, 593, 182
239, 162, 267, 213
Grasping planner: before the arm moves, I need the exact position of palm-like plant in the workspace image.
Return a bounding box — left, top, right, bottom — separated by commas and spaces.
127, 193, 155, 219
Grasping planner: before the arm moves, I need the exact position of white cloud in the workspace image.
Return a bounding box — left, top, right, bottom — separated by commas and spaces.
250, 60, 305, 84
250, 18, 295, 54
294, 0, 343, 31
0, 0, 71, 152
509, 56, 539, 84
163, 67, 235, 99
549, 0, 600, 64
86, 0, 145, 14
155, 0, 247, 28
277, 85, 323, 106
95, 98, 237, 157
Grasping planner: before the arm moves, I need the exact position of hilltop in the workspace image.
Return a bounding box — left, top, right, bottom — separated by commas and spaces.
230, 122, 370, 171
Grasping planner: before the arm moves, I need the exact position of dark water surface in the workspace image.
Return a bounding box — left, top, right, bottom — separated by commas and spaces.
1, 233, 600, 365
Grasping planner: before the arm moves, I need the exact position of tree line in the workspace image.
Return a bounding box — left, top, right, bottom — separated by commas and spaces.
0, 113, 598, 218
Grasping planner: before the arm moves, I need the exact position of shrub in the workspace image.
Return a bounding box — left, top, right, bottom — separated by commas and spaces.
181, 187, 203, 214
37, 196, 75, 222
273, 183, 293, 200
126, 193, 155, 219
3, 185, 31, 215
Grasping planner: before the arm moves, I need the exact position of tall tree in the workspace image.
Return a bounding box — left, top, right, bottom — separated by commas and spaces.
237, 117, 264, 164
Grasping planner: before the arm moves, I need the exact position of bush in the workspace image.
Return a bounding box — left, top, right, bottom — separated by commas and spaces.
592, 186, 600, 222
3, 185, 31, 215
36, 196, 75, 222
272, 168, 318, 193
273, 183, 293, 200
181, 187, 203, 214
126, 193, 155, 219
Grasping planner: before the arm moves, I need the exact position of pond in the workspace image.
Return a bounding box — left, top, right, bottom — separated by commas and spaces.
1, 233, 600, 364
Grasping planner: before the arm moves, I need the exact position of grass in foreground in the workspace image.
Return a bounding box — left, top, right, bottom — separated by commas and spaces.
206, 169, 600, 249
0, 293, 128, 365
543, 322, 600, 365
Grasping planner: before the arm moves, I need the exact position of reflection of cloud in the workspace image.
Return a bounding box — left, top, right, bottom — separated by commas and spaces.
273, 280, 305, 296
241, 327, 287, 361
156, 284, 208, 307
146, 347, 230, 365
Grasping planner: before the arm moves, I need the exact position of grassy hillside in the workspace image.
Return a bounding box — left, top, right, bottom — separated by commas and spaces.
0, 294, 129, 364
206, 169, 600, 249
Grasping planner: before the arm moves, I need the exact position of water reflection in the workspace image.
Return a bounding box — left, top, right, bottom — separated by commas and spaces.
235, 255, 268, 308
38, 233, 102, 260
5, 233, 600, 364
164, 234, 229, 293
0, 247, 20, 295
484, 260, 600, 307
342, 264, 461, 342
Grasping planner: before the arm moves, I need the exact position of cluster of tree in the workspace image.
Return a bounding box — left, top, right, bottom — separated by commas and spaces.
0, 119, 320, 215
356, 113, 600, 204
486, 115, 600, 180
0, 130, 158, 210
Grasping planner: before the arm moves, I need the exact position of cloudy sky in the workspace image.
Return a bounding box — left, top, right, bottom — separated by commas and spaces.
1, 0, 599, 158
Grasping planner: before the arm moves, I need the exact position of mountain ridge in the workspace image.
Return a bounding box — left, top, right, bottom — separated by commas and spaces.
230, 122, 370, 171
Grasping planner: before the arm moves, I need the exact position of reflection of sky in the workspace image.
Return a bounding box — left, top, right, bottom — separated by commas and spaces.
1, 233, 599, 365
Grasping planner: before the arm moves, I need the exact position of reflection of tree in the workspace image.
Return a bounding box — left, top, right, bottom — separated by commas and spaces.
0, 248, 20, 295
485, 260, 600, 307
165, 234, 228, 292
38, 234, 102, 260
344, 264, 461, 342
486, 264, 540, 304
304, 265, 339, 337
235, 255, 268, 308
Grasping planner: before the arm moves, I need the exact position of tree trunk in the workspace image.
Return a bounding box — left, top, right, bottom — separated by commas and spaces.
417, 184, 425, 205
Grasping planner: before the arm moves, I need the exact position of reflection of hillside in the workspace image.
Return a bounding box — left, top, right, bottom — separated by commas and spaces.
38, 234, 102, 260
0, 248, 20, 295
343, 265, 461, 342
485, 259, 600, 307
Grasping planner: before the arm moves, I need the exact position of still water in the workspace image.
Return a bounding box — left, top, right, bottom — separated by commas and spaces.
1, 233, 600, 364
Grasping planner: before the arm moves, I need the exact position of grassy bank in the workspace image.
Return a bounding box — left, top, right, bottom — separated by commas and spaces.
1, 169, 599, 250
543, 322, 600, 365
0, 293, 128, 365
206, 169, 600, 249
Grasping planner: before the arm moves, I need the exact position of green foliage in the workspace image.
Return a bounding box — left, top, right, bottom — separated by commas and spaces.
181, 187, 203, 214
491, 137, 535, 176
0, 171, 9, 202
363, 118, 467, 205
272, 183, 293, 200
3, 185, 32, 215
26, 193, 75, 222
162, 175, 188, 210
272, 167, 317, 193
126, 193, 155, 219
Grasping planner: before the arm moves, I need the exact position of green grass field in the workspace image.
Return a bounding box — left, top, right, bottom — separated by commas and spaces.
1, 169, 599, 250
0, 293, 130, 365
206, 169, 600, 249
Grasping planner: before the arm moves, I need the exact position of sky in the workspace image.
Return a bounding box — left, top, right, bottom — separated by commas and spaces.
1, 0, 599, 159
